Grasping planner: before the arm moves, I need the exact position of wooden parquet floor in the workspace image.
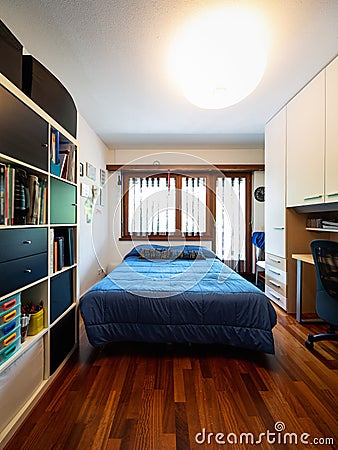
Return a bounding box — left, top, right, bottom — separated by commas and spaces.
4, 307, 338, 450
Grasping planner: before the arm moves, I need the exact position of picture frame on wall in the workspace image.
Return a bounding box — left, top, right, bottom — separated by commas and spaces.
86, 162, 96, 181
100, 169, 106, 187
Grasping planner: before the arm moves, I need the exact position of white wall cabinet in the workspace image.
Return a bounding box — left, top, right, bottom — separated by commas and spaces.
325, 56, 338, 204
286, 55, 338, 208
265, 107, 286, 259
286, 71, 326, 207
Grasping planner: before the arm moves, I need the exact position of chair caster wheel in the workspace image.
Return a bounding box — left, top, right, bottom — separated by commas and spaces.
305, 334, 314, 349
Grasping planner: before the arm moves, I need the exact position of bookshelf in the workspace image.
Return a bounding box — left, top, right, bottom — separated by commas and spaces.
0, 71, 78, 443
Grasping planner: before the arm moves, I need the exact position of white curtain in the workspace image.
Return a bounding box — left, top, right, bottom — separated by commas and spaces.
128, 177, 176, 235
216, 177, 246, 270
181, 177, 206, 235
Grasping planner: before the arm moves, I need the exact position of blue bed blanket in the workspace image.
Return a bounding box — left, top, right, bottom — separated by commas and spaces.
80, 248, 277, 353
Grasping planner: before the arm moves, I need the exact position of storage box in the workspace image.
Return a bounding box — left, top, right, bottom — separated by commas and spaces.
0, 304, 21, 326
0, 315, 21, 337
0, 292, 21, 313
28, 309, 44, 335
22, 55, 77, 138
0, 336, 21, 366
0, 324, 21, 350
0, 20, 23, 88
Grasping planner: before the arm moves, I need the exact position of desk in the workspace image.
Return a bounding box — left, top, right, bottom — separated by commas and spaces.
292, 254, 321, 323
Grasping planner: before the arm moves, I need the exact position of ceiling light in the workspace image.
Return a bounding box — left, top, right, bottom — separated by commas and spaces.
169, 5, 268, 109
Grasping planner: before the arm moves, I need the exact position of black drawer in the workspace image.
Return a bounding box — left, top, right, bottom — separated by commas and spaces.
0, 227, 48, 263
0, 252, 48, 296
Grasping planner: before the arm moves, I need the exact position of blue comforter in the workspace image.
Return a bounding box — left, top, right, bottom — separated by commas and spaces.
80, 248, 277, 353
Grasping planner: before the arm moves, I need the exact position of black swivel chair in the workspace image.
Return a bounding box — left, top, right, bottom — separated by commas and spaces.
305, 240, 338, 349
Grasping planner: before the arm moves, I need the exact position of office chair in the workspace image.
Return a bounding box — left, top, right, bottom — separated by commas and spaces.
305, 240, 338, 349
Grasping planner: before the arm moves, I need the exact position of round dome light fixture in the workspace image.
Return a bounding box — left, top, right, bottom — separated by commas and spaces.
169, 5, 268, 109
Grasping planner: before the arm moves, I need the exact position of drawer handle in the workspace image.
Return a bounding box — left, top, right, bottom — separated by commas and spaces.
269, 280, 281, 288
4, 332, 16, 347
327, 192, 338, 198
304, 194, 322, 201
23, 240, 32, 245
3, 344, 17, 358
269, 257, 281, 264
273, 226, 284, 230
268, 269, 281, 276
24, 269, 32, 273
4, 310, 16, 323
269, 291, 281, 301
2, 321, 16, 335
3, 299, 16, 310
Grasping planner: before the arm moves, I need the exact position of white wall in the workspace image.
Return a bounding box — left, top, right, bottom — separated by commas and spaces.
107, 148, 264, 265
77, 115, 110, 295
252, 171, 265, 232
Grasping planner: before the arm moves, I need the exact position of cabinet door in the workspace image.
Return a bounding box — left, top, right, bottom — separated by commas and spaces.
50, 178, 77, 224
286, 71, 325, 207
265, 108, 286, 258
325, 56, 338, 203
0, 85, 48, 170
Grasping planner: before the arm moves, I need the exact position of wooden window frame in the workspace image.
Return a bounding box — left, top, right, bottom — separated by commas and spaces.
121, 171, 213, 240
108, 165, 262, 274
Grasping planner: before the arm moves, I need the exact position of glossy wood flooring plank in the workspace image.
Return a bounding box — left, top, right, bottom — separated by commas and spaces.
3, 307, 337, 450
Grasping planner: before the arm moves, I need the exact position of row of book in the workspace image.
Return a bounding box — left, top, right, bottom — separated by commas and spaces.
0, 163, 47, 225
50, 129, 76, 183
306, 218, 338, 229
50, 227, 75, 272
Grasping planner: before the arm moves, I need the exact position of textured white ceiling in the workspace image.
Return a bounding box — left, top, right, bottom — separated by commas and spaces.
1, 0, 337, 149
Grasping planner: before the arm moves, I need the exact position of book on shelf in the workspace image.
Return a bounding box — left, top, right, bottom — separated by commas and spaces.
59, 141, 76, 183
14, 168, 29, 225
54, 227, 75, 266
306, 217, 338, 229
321, 220, 338, 228
50, 129, 60, 164
0, 163, 4, 224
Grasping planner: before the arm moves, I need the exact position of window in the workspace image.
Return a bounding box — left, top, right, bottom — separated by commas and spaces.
122, 172, 209, 238
118, 167, 253, 273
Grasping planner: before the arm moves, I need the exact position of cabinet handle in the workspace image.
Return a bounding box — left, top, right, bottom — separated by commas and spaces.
304, 195, 322, 201
3, 345, 17, 358
269, 280, 281, 288
24, 269, 32, 273
273, 226, 284, 230
269, 257, 281, 263
72, 203, 77, 207
268, 269, 281, 276
4, 310, 16, 322
41, 143, 48, 148
4, 332, 16, 347
3, 299, 16, 310
23, 240, 32, 244
327, 192, 338, 198
269, 291, 281, 300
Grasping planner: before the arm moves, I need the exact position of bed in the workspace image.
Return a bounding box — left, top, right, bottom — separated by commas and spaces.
80, 245, 277, 353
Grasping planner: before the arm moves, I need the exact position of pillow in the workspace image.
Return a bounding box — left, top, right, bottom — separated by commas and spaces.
172, 245, 216, 259
124, 244, 167, 259
139, 248, 181, 260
